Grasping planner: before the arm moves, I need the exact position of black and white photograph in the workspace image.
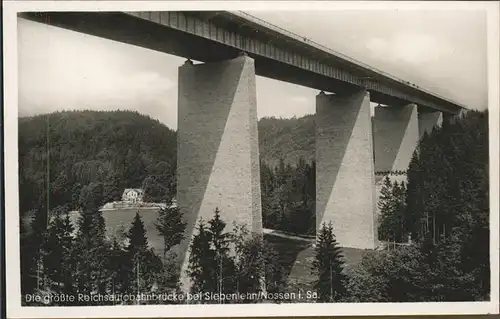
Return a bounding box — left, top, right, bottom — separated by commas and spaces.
3, 1, 499, 317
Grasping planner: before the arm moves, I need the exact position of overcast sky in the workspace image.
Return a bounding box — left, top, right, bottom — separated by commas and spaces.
18, 9, 487, 130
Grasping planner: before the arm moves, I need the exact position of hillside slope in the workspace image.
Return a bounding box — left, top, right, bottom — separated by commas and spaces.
19, 111, 316, 217
18, 110, 177, 216
258, 115, 315, 168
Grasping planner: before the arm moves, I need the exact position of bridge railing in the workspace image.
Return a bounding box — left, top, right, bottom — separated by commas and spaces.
232, 11, 465, 108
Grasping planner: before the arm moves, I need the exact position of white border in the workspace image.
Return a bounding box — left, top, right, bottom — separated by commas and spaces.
4, 1, 500, 318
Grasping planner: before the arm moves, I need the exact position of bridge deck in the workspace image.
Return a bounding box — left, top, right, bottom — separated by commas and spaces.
21, 11, 465, 114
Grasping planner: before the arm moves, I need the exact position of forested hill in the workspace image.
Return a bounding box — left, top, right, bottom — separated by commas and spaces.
19, 109, 491, 302
257, 115, 315, 167
18, 110, 177, 215
18, 110, 315, 217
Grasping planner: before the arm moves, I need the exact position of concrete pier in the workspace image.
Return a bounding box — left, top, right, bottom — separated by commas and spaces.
373, 104, 419, 173
177, 55, 262, 290
316, 90, 377, 249
418, 110, 443, 138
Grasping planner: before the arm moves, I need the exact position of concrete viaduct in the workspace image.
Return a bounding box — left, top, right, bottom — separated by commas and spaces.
22, 10, 465, 283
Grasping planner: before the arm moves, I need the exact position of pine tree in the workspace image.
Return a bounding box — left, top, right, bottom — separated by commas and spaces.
383, 245, 427, 302
260, 159, 316, 235
126, 212, 163, 300
230, 223, 286, 301
106, 237, 132, 297
126, 211, 148, 298
73, 202, 109, 301
378, 176, 395, 242
394, 181, 407, 242
187, 210, 237, 299
262, 242, 287, 294
155, 200, 186, 262
127, 212, 148, 255
42, 207, 75, 299
405, 146, 426, 241
402, 110, 489, 301
312, 222, 347, 302
131, 248, 163, 301
232, 224, 263, 296
20, 207, 48, 295
343, 259, 389, 302
379, 178, 409, 244
187, 220, 215, 294
428, 229, 478, 301
208, 208, 237, 298
152, 251, 182, 303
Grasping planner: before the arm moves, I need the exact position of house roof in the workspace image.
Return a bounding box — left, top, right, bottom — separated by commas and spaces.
122, 188, 144, 195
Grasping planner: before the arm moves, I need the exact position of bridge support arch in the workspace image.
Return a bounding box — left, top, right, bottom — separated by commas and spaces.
418, 109, 443, 139
315, 89, 377, 249
176, 55, 263, 290
373, 103, 419, 174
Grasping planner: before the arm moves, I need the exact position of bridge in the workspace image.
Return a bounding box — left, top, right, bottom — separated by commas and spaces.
22, 10, 466, 288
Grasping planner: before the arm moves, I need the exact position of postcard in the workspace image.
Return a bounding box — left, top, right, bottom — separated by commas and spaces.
3, 1, 499, 318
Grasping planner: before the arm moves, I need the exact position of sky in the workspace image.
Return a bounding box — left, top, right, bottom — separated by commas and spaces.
18, 9, 488, 130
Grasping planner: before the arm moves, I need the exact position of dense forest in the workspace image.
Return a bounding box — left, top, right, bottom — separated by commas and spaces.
18, 110, 317, 302
19, 110, 177, 216
258, 115, 315, 167
368, 110, 489, 301
18, 111, 317, 235
18, 109, 490, 303
260, 159, 315, 235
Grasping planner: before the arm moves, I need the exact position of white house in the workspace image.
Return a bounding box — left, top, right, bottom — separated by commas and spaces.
170, 197, 178, 208
121, 188, 144, 203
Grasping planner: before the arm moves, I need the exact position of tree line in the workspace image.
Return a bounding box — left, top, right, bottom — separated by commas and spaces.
18, 111, 315, 240
260, 158, 315, 235
18, 110, 177, 221
299, 110, 490, 303
370, 110, 489, 301
19, 109, 490, 303
21, 194, 348, 305
21, 201, 289, 305
21, 200, 181, 305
